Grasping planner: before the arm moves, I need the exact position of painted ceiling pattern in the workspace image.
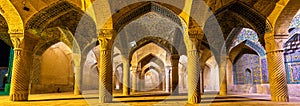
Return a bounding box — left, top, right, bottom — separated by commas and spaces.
230, 28, 264, 50
289, 10, 300, 30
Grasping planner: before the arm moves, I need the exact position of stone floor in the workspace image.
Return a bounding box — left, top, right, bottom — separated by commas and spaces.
0, 91, 300, 106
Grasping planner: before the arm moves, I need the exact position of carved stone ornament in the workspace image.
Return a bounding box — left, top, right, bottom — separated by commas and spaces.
0, 7, 4, 14
10, 36, 24, 49
188, 37, 200, 51
98, 29, 115, 50
188, 29, 203, 39
98, 37, 112, 50
98, 29, 115, 37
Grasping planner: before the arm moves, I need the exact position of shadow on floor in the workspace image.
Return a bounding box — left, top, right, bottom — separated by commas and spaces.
27, 97, 98, 102
24, 92, 268, 103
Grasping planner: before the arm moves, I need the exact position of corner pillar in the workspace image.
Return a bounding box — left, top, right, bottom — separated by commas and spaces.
161, 70, 166, 91
171, 55, 180, 95
131, 66, 138, 93
73, 54, 81, 95
165, 66, 171, 92
121, 56, 130, 96
219, 55, 228, 96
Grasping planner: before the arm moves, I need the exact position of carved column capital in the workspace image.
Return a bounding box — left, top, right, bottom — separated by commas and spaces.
98, 37, 112, 51
98, 29, 114, 51
98, 29, 115, 37
187, 37, 201, 52
264, 32, 277, 52
266, 49, 284, 54
131, 66, 138, 73
10, 34, 24, 50
188, 29, 203, 39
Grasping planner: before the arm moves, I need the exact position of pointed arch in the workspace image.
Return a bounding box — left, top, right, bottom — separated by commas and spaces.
25, 1, 95, 38
129, 36, 178, 63
0, 0, 24, 33
229, 40, 259, 63
138, 53, 164, 70
225, 28, 266, 57
214, 1, 272, 47
274, 0, 300, 35
100, 1, 203, 43
34, 27, 74, 56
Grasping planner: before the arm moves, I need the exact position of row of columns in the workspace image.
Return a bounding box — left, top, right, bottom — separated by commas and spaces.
122, 56, 130, 95
95, 30, 289, 103
7, 29, 290, 104
123, 57, 179, 94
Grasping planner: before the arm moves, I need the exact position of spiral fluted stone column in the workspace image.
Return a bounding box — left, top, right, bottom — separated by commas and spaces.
73, 54, 81, 95
219, 56, 227, 96
122, 56, 130, 96
171, 55, 179, 95
9, 34, 29, 101
187, 38, 201, 104
98, 30, 114, 103
267, 50, 289, 102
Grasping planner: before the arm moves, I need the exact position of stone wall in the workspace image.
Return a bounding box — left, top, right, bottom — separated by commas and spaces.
31, 43, 74, 94
204, 56, 219, 91
230, 84, 270, 94
233, 54, 261, 84
230, 84, 300, 97
288, 84, 300, 97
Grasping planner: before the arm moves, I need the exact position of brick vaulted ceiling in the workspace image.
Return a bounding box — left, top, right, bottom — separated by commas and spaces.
8, 0, 284, 53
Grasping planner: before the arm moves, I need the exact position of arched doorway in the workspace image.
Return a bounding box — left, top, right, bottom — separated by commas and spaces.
283, 9, 300, 97
229, 28, 267, 94
31, 42, 74, 94
245, 68, 252, 84
131, 43, 168, 93
144, 68, 160, 91
0, 40, 12, 95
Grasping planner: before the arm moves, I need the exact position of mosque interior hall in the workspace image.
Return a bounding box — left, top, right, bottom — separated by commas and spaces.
0, 0, 300, 105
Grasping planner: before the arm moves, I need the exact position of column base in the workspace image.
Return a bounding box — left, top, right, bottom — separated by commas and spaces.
219, 91, 227, 96
74, 91, 81, 95
123, 88, 130, 96
187, 95, 200, 104
272, 96, 289, 102
123, 93, 129, 96
99, 95, 112, 103
9, 92, 28, 101
171, 89, 179, 95
74, 86, 81, 95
